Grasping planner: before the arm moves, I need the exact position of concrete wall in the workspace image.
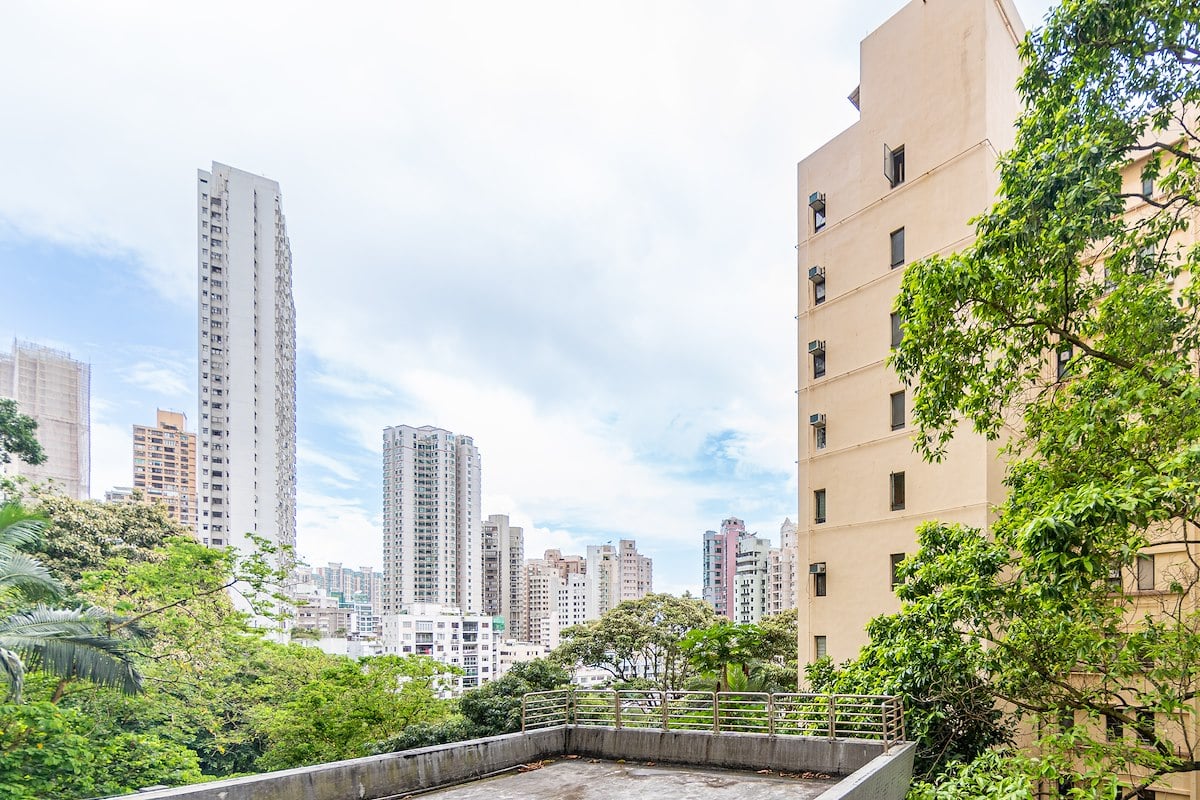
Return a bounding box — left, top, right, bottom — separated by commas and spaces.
566, 727, 884, 776
815, 742, 917, 800
116, 728, 909, 800
121, 728, 567, 800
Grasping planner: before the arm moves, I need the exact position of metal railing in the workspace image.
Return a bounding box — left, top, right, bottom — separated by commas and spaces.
521, 689, 906, 747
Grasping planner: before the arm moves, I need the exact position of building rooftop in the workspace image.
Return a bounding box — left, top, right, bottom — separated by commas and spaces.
418, 758, 834, 800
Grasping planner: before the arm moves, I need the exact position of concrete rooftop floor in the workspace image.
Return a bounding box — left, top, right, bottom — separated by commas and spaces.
412, 758, 836, 799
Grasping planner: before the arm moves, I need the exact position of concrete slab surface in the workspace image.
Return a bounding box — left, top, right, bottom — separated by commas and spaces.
410, 758, 836, 799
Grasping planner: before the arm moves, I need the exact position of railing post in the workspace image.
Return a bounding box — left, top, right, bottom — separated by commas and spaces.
713, 692, 720, 734
662, 690, 669, 730
614, 689, 622, 729
568, 688, 576, 725
768, 693, 776, 736
522, 692, 528, 731
827, 694, 837, 740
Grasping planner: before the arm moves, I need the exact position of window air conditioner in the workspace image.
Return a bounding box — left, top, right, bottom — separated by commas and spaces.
808, 339, 826, 356
808, 191, 826, 212
808, 265, 826, 282
809, 413, 826, 427
809, 563, 826, 574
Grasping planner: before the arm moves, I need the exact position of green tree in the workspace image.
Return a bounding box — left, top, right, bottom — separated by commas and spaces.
0, 504, 141, 702
457, 658, 570, 735
0, 400, 44, 468
830, 0, 1200, 796
552, 593, 716, 690
1, 480, 184, 590
247, 653, 455, 771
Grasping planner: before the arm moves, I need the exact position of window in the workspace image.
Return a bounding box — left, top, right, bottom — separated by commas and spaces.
890, 553, 906, 589
814, 572, 827, 597
885, 144, 906, 188
1107, 567, 1123, 592
814, 489, 827, 524
814, 635, 828, 659
1106, 713, 1124, 742
815, 425, 827, 450
890, 227, 906, 268
1056, 345, 1073, 380
890, 312, 903, 348
890, 391, 906, 431
1137, 554, 1155, 591
1135, 708, 1155, 745
814, 279, 826, 305
1142, 175, 1155, 197
890, 472, 906, 511
813, 351, 826, 378
809, 191, 827, 232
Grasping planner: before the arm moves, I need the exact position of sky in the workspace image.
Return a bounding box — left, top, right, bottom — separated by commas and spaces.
0, 0, 1056, 596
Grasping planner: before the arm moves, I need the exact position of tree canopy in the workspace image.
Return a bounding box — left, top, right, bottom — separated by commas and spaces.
821, 0, 1200, 797
551, 593, 716, 690
0, 400, 44, 468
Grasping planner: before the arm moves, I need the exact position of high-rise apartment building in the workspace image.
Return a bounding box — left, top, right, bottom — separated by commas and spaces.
196, 163, 297, 569
733, 530, 772, 625
795, 0, 1023, 663
381, 425, 481, 615
767, 519, 798, 615
481, 513, 525, 640
522, 540, 653, 647
0, 340, 90, 499
701, 517, 744, 619
132, 409, 197, 532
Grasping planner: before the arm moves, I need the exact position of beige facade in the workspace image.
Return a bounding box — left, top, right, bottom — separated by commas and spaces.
795, 0, 1024, 664
132, 409, 197, 532
0, 340, 90, 499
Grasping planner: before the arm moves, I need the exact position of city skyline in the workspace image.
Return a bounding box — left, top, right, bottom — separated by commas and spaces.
0, 0, 1056, 595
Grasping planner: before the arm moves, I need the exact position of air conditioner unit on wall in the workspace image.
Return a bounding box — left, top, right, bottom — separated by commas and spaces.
809, 563, 826, 574
808, 265, 826, 282
809, 413, 826, 427
808, 340, 826, 355
808, 191, 826, 212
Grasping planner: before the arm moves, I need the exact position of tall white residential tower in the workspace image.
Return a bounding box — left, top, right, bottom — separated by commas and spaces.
196, 163, 297, 569
381, 425, 481, 615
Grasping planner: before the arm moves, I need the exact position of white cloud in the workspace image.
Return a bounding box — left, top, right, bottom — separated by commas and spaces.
2, 0, 1058, 592
90, 421, 130, 498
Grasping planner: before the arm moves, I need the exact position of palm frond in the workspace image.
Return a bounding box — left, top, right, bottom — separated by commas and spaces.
0, 504, 47, 556
0, 605, 142, 700
0, 552, 63, 600
0, 646, 24, 701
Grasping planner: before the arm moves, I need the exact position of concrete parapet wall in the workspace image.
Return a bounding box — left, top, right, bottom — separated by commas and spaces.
815, 741, 917, 800
565, 726, 884, 776
116, 727, 909, 800
122, 727, 567, 800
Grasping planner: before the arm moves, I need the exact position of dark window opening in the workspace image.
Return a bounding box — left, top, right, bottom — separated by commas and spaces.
890, 472, 906, 511
1137, 554, 1155, 591
890, 391, 906, 431
814, 572, 827, 597
814, 489, 827, 524
885, 144, 906, 188
890, 312, 903, 348
890, 553, 905, 589
1056, 345, 1073, 380
890, 227, 906, 268
813, 352, 826, 378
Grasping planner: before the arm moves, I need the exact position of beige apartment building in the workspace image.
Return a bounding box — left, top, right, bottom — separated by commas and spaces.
795, 0, 1024, 664
132, 409, 197, 532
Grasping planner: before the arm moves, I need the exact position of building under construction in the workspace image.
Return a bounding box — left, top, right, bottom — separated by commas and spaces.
0, 339, 91, 499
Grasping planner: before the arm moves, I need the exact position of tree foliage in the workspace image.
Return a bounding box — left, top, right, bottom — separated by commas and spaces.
820, 0, 1200, 796
681, 613, 798, 693
551, 593, 716, 690
0, 400, 44, 467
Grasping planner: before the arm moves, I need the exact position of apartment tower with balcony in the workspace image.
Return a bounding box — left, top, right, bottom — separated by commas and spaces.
796, 0, 1024, 663
196, 163, 297, 581
132, 409, 197, 531
381, 425, 481, 615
